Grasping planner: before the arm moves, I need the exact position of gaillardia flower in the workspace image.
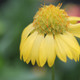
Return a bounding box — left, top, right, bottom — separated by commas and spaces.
20, 4, 80, 67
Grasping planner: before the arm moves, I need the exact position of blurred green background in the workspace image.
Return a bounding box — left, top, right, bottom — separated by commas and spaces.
0, 0, 80, 80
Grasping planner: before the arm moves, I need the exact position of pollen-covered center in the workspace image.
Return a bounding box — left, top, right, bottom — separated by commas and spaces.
33, 4, 69, 34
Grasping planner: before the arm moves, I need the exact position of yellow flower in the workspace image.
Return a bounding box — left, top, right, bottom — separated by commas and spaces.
20, 4, 80, 67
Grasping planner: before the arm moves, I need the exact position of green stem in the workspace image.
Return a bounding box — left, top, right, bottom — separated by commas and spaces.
52, 66, 55, 80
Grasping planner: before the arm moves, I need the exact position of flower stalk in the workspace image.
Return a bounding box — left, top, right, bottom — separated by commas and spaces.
52, 66, 55, 80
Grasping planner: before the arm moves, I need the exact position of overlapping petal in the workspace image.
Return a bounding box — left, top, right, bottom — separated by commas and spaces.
60, 32, 80, 61
20, 31, 38, 61
20, 23, 34, 50
30, 34, 44, 66
39, 34, 56, 67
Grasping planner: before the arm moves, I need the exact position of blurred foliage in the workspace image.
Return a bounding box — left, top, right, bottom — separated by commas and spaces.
0, 0, 80, 80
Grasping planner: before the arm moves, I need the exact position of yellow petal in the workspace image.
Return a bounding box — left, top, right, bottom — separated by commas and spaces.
30, 34, 44, 66
21, 23, 34, 41
60, 32, 80, 61
39, 34, 56, 67
20, 23, 34, 51
68, 17, 80, 24
55, 35, 67, 62
68, 23, 80, 38
57, 34, 73, 60
39, 38, 46, 67
20, 31, 38, 61
47, 35, 56, 67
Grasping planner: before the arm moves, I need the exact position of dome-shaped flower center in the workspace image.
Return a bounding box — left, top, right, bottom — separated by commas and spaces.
33, 4, 69, 35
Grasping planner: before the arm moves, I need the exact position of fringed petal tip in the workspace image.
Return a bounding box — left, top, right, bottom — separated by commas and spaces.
21, 55, 80, 67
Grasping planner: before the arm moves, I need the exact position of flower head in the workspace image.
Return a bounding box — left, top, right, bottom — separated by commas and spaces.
33, 3, 68, 34
20, 4, 80, 67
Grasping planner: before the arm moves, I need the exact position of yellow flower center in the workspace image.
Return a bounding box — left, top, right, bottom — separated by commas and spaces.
33, 4, 69, 35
